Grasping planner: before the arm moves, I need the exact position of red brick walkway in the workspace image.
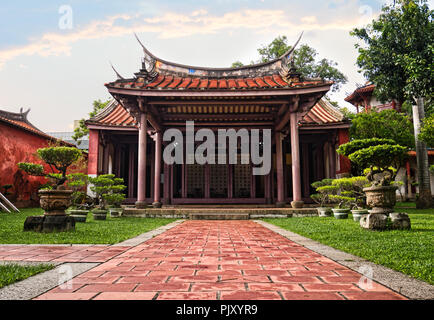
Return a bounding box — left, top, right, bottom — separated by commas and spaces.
32, 221, 406, 300
0, 245, 129, 263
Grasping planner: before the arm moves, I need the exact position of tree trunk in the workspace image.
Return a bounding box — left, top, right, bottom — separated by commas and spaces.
412, 97, 432, 209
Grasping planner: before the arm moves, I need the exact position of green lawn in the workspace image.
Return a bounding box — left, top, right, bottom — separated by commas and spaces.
0, 208, 176, 245
0, 263, 54, 289
264, 205, 434, 285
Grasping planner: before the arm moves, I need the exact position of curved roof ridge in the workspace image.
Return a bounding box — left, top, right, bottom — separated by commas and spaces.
90, 99, 118, 122
317, 98, 345, 121
133, 33, 303, 78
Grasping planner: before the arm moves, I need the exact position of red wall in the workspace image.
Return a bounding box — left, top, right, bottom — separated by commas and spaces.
0, 122, 86, 207
337, 128, 351, 175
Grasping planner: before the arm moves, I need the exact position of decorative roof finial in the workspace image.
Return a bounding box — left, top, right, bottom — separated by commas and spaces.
110, 62, 125, 80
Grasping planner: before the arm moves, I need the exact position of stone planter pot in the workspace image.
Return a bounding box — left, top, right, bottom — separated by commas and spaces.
69, 209, 89, 223
363, 185, 398, 215
317, 207, 332, 217
332, 208, 350, 219
109, 207, 123, 218
351, 209, 369, 222
23, 189, 75, 233
39, 189, 73, 216
92, 209, 108, 221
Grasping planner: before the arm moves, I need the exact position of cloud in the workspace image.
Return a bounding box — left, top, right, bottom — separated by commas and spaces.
0, 7, 367, 69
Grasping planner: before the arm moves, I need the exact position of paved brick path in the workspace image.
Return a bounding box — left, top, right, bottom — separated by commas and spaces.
0, 245, 130, 263
30, 221, 406, 300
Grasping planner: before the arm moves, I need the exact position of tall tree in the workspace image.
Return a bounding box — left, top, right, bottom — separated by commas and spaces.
233, 35, 347, 92
72, 99, 111, 145
351, 0, 433, 208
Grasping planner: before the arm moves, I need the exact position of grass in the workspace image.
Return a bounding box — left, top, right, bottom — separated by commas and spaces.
263, 204, 434, 285
0, 263, 54, 288
0, 208, 176, 245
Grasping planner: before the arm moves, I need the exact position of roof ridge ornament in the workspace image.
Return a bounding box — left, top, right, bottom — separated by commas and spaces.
134, 33, 159, 83
280, 32, 304, 84
110, 62, 125, 80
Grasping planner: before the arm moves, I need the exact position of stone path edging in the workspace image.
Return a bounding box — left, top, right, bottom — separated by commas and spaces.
255, 220, 434, 300
0, 262, 98, 300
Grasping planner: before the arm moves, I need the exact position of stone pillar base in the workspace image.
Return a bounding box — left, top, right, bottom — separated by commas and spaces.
291, 201, 304, 209
24, 215, 75, 233
135, 201, 147, 209
360, 213, 387, 230
275, 202, 286, 208
152, 202, 162, 208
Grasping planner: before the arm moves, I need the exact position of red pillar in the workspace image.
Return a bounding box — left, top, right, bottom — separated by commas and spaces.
88, 129, 99, 176
275, 131, 285, 207
136, 111, 147, 209
337, 129, 351, 176
290, 113, 303, 208
153, 131, 162, 208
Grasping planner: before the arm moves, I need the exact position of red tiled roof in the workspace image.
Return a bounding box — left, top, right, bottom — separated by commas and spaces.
301, 99, 345, 125
87, 98, 347, 129
345, 84, 375, 103
0, 109, 76, 146
106, 74, 326, 91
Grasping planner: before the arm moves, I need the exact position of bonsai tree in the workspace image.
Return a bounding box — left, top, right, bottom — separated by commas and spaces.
310, 179, 336, 207
89, 174, 126, 210
337, 138, 408, 186
103, 176, 126, 208
67, 173, 91, 210
331, 176, 370, 209
18, 147, 82, 189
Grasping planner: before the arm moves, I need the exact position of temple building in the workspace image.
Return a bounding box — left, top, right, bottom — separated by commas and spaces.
345, 82, 401, 113
86, 37, 351, 208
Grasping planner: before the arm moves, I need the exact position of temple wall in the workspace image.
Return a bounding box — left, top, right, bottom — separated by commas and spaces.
0, 122, 87, 208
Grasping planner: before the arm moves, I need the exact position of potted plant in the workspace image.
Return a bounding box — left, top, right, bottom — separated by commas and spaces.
329, 194, 354, 219
66, 173, 90, 222
332, 176, 370, 221
337, 138, 408, 230
18, 147, 82, 232
311, 179, 335, 217
89, 174, 126, 220
104, 176, 126, 217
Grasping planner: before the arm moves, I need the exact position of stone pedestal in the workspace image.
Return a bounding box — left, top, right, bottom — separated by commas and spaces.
360, 213, 388, 230
363, 186, 397, 215
390, 213, 411, 230
135, 201, 147, 209
24, 215, 75, 233
291, 201, 304, 209
152, 202, 162, 208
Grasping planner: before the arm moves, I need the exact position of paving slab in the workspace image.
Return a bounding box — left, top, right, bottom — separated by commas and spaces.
34, 220, 408, 300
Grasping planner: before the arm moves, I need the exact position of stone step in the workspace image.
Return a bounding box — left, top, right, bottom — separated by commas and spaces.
189, 212, 249, 220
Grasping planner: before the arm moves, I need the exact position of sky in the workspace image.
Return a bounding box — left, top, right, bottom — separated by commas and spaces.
0, 0, 431, 132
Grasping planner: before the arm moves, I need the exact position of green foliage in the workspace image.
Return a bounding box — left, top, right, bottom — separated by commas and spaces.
310, 178, 336, 206
1, 184, 13, 196
351, 0, 433, 105
88, 174, 126, 210
232, 35, 347, 92
349, 110, 414, 148
103, 193, 126, 207
72, 99, 111, 145
331, 176, 370, 209
348, 145, 408, 172
231, 61, 244, 68
18, 147, 82, 189
337, 138, 397, 157
419, 113, 434, 147
67, 173, 89, 209
329, 195, 356, 209
17, 163, 44, 176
